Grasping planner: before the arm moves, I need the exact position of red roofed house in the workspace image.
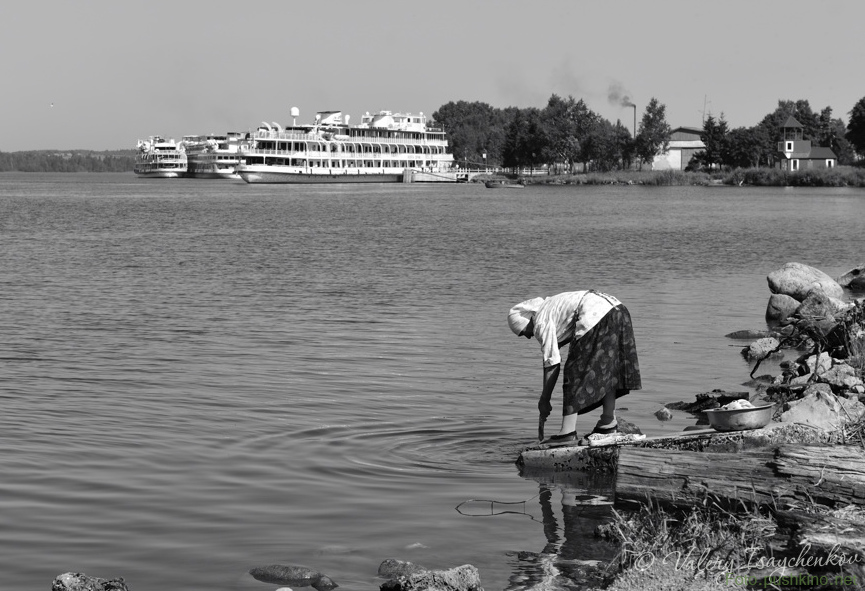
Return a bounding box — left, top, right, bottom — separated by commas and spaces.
776, 116, 837, 171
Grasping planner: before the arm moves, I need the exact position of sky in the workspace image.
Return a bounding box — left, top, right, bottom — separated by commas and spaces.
2, 0, 863, 151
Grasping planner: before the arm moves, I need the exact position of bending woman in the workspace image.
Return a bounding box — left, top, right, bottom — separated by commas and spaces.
508, 290, 642, 446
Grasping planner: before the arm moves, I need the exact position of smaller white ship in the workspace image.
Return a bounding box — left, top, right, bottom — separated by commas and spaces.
182, 132, 248, 179
134, 136, 187, 178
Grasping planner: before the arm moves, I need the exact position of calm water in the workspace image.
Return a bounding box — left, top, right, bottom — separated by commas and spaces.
1, 173, 863, 590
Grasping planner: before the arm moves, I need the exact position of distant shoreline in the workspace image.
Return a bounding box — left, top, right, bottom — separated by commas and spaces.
477, 165, 865, 188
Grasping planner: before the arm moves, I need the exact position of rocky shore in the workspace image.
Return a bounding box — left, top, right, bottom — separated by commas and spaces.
593, 261, 865, 591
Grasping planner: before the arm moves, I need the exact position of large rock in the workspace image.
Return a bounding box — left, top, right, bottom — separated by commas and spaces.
767, 262, 844, 301
818, 363, 865, 391
742, 337, 781, 361
52, 573, 129, 591
380, 564, 482, 591
794, 289, 852, 319
836, 263, 865, 290
378, 559, 427, 579
778, 391, 865, 431
249, 565, 338, 590
765, 293, 801, 324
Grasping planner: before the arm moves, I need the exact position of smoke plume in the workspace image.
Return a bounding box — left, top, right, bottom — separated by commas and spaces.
608, 82, 635, 108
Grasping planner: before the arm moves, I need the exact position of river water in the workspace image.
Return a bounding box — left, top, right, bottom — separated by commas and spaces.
1, 173, 863, 590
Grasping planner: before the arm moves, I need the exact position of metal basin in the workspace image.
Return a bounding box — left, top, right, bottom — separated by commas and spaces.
704, 404, 774, 432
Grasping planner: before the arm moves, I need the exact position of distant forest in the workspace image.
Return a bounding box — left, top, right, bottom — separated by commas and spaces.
0, 150, 137, 172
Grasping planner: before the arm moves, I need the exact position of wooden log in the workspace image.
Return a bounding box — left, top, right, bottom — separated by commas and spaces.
615, 447, 778, 507
516, 423, 839, 477
615, 445, 865, 509
773, 445, 865, 507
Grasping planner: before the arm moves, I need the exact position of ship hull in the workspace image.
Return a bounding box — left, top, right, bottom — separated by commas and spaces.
239, 169, 404, 184
134, 170, 184, 178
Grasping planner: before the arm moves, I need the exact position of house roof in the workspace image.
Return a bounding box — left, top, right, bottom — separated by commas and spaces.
672, 126, 703, 134
776, 146, 837, 159
782, 116, 803, 128
809, 146, 837, 159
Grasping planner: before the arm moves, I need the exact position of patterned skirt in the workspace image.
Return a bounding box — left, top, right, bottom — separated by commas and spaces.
561, 304, 642, 416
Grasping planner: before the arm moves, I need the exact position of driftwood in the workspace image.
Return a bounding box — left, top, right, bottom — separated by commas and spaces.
616, 444, 865, 509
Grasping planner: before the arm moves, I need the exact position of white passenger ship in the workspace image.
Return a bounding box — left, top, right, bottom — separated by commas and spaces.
237, 109, 456, 184
133, 136, 187, 178
182, 132, 248, 179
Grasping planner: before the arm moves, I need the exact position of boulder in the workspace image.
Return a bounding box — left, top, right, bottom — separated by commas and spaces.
654, 408, 673, 421
249, 565, 338, 590
725, 328, 778, 339
802, 352, 835, 375
835, 263, 865, 290
742, 337, 781, 361
794, 289, 852, 319
380, 564, 482, 591
767, 262, 844, 301
52, 573, 129, 591
765, 293, 801, 324
617, 417, 643, 435
817, 363, 865, 391
778, 391, 865, 431
378, 559, 427, 579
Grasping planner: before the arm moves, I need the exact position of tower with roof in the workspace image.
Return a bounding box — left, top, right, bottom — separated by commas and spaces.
776, 116, 837, 171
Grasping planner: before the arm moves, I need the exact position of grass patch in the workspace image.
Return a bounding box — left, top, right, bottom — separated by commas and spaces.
597, 497, 776, 584
723, 165, 865, 187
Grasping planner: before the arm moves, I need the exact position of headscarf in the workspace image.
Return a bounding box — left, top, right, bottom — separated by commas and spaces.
507, 297, 545, 336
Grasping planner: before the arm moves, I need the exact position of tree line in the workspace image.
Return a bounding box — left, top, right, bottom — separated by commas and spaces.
688, 99, 859, 170
6, 95, 865, 174
0, 150, 137, 172
432, 95, 865, 172
432, 95, 671, 172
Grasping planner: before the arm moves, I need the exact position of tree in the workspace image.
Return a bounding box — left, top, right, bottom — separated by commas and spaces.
818, 107, 856, 164
634, 97, 671, 169
722, 126, 771, 169
689, 114, 729, 170
502, 107, 545, 169
846, 96, 865, 159
586, 119, 633, 171
540, 95, 599, 172
431, 101, 513, 167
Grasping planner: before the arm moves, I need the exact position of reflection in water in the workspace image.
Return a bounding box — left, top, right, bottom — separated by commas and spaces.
504, 474, 618, 591
456, 471, 618, 590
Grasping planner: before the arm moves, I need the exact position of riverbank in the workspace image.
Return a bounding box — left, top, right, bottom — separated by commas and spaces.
476, 165, 865, 187
586, 263, 865, 590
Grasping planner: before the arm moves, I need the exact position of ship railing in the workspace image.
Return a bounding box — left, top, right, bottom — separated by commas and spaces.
252, 131, 448, 146
246, 148, 452, 158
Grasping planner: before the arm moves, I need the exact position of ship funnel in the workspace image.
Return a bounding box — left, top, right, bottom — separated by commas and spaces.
345, 114, 350, 125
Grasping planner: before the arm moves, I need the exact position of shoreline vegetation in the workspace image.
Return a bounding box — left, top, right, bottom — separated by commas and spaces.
478, 165, 865, 188
585, 266, 865, 591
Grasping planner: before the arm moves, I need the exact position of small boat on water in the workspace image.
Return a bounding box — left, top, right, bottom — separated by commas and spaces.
134, 136, 187, 178
484, 180, 524, 189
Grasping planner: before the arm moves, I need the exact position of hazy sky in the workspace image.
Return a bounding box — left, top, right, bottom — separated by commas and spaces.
2, 0, 863, 151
